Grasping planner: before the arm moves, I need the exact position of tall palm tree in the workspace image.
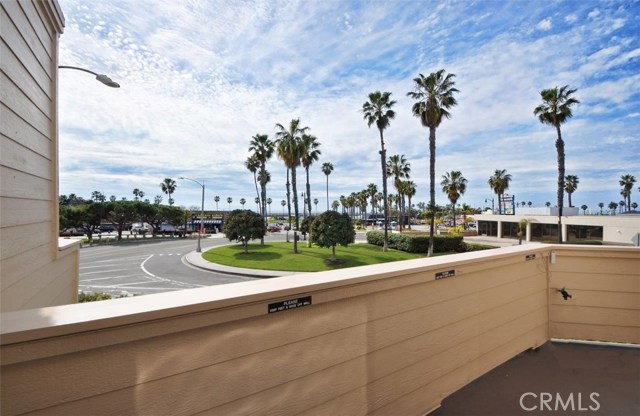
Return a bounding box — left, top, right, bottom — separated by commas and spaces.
362, 91, 396, 251
619, 174, 636, 211
387, 154, 411, 230
533, 85, 579, 243
214, 196, 220, 211
245, 155, 261, 211
240, 198, 246, 209
608, 201, 618, 215
267, 198, 272, 216
275, 118, 309, 253
280, 200, 286, 216
441, 171, 467, 228
249, 133, 275, 227
160, 178, 177, 206
227, 197, 232, 211
313, 198, 318, 215
321, 162, 334, 211
598, 202, 604, 215
132, 188, 144, 201
564, 175, 579, 207
407, 69, 459, 256
300, 134, 321, 216
488, 169, 512, 214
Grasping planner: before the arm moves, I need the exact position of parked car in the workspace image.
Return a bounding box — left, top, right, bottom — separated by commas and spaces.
267, 225, 282, 232
59, 227, 84, 236
131, 222, 153, 234
98, 224, 115, 233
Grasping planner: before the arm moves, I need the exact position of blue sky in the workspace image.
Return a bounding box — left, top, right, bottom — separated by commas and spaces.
57, 0, 639, 213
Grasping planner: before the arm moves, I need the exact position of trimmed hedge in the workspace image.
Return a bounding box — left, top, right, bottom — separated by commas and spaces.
366, 231, 464, 253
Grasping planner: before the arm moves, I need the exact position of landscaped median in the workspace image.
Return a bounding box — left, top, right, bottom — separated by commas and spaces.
202, 242, 426, 273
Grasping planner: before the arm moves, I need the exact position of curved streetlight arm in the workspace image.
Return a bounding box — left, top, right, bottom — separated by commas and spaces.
58, 65, 120, 88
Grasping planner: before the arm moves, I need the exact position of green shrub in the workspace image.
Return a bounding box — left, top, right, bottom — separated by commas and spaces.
78, 291, 112, 302
462, 242, 499, 252
366, 231, 463, 253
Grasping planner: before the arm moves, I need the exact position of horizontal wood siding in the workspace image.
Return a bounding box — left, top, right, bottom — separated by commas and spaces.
549, 247, 640, 344
0, 248, 550, 415
1, 0, 75, 312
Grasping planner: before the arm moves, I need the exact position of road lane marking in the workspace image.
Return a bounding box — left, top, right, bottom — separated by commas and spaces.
140, 255, 156, 277
140, 254, 205, 288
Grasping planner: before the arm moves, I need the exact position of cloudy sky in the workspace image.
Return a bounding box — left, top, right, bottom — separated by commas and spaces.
57, 0, 639, 213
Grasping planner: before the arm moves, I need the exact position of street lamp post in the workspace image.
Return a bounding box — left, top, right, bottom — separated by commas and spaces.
485, 198, 495, 214
178, 177, 205, 253
58, 65, 120, 88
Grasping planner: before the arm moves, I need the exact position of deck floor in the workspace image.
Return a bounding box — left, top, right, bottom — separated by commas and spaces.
431, 341, 640, 416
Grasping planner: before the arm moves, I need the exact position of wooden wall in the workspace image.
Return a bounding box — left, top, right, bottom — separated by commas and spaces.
0, 0, 78, 311
549, 246, 640, 344
1, 246, 550, 415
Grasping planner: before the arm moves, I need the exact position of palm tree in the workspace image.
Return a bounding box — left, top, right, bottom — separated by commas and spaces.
321, 162, 334, 211
133, 188, 144, 201
362, 91, 396, 251
366, 183, 378, 228
581, 204, 588, 215
546, 201, 552, 208
313, 198, 318, 215
407, 69, 459, 256
240, 198, 246, 209
331, 200, 339, 211
267, 198, 272, 216
227, 197, 232, 211
160, 178, 177, 206
300, 134, 321, 216
403, 180, 417, 229
245, 155, 261, 210
619, 174, 636, 211
249, 133, 275, 227
387, 154, 411, 230
564, 175, 579, 207
254, 197, 260, 212
441, 171, 467, 228
619, 200, 625, 213
488, 169, 512, 214
214, 196, 220, 211
534, 85, 579, 243
598, 202, 604, 215
608, 201, 617, 215
280, 200, 286, 217
275, 118, 309, 253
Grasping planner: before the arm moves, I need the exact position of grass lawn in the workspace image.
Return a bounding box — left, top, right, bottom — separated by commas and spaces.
202, 242, 427, 272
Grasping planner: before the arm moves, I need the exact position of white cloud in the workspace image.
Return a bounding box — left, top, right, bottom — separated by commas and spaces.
55, 0, 640, 210
536, 18, 552, 31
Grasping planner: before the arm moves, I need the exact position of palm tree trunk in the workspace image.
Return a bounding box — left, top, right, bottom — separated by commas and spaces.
556, 125, 565, 244
260, 165, 267, 246
291, 166, 299, 254
325, 176, 329, 211
286, 168, 291, 228
452, 202, 456, 229
306, 167, 312, 216
379, 129, 388, 252
428, 126, 436, 257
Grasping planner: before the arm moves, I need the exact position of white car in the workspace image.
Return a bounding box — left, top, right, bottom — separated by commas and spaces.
131, 222, 153, 234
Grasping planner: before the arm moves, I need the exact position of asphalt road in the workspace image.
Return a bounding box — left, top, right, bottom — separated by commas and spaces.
78, 235, 263, 297
79, 230, 374, 297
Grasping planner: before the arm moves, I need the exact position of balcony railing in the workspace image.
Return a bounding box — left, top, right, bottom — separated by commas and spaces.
1, 244, 638, 415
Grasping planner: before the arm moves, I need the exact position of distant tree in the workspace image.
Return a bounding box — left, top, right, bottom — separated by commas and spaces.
564, 175, 579, 207
631, 202, 638, 210
545, 201, 552, 208
160, 178, 177, 205
133, 188, 145, 201
488, 169, 512, 214
533, 85, 579, 243
331, 200, 340, 211
407, 69, 459, 256
598, 202, 604, 214
214, 196, 220, 210
619, 174, 636, 212
240, 198, 246, 208
619, 200, 625, 213
227, 197, 232, 210
313, 198, 319, 215
154, 195, 163, 205
527, 201, 532, 207
608, 201, 618, 215
517, 219, 528, 245
91, 191, 106, 203
107, 200, 137, 240
301, 134, 321, 216
281, 199, 286, 216
222, 210, 266, 253
254, 197, 260, 211
441, 171, 467, 228
245, 155, 261, 210
267, 198, 273, 216
322, 162, 334, 211
309, 211, 355, 262
580, 204, 588, 215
